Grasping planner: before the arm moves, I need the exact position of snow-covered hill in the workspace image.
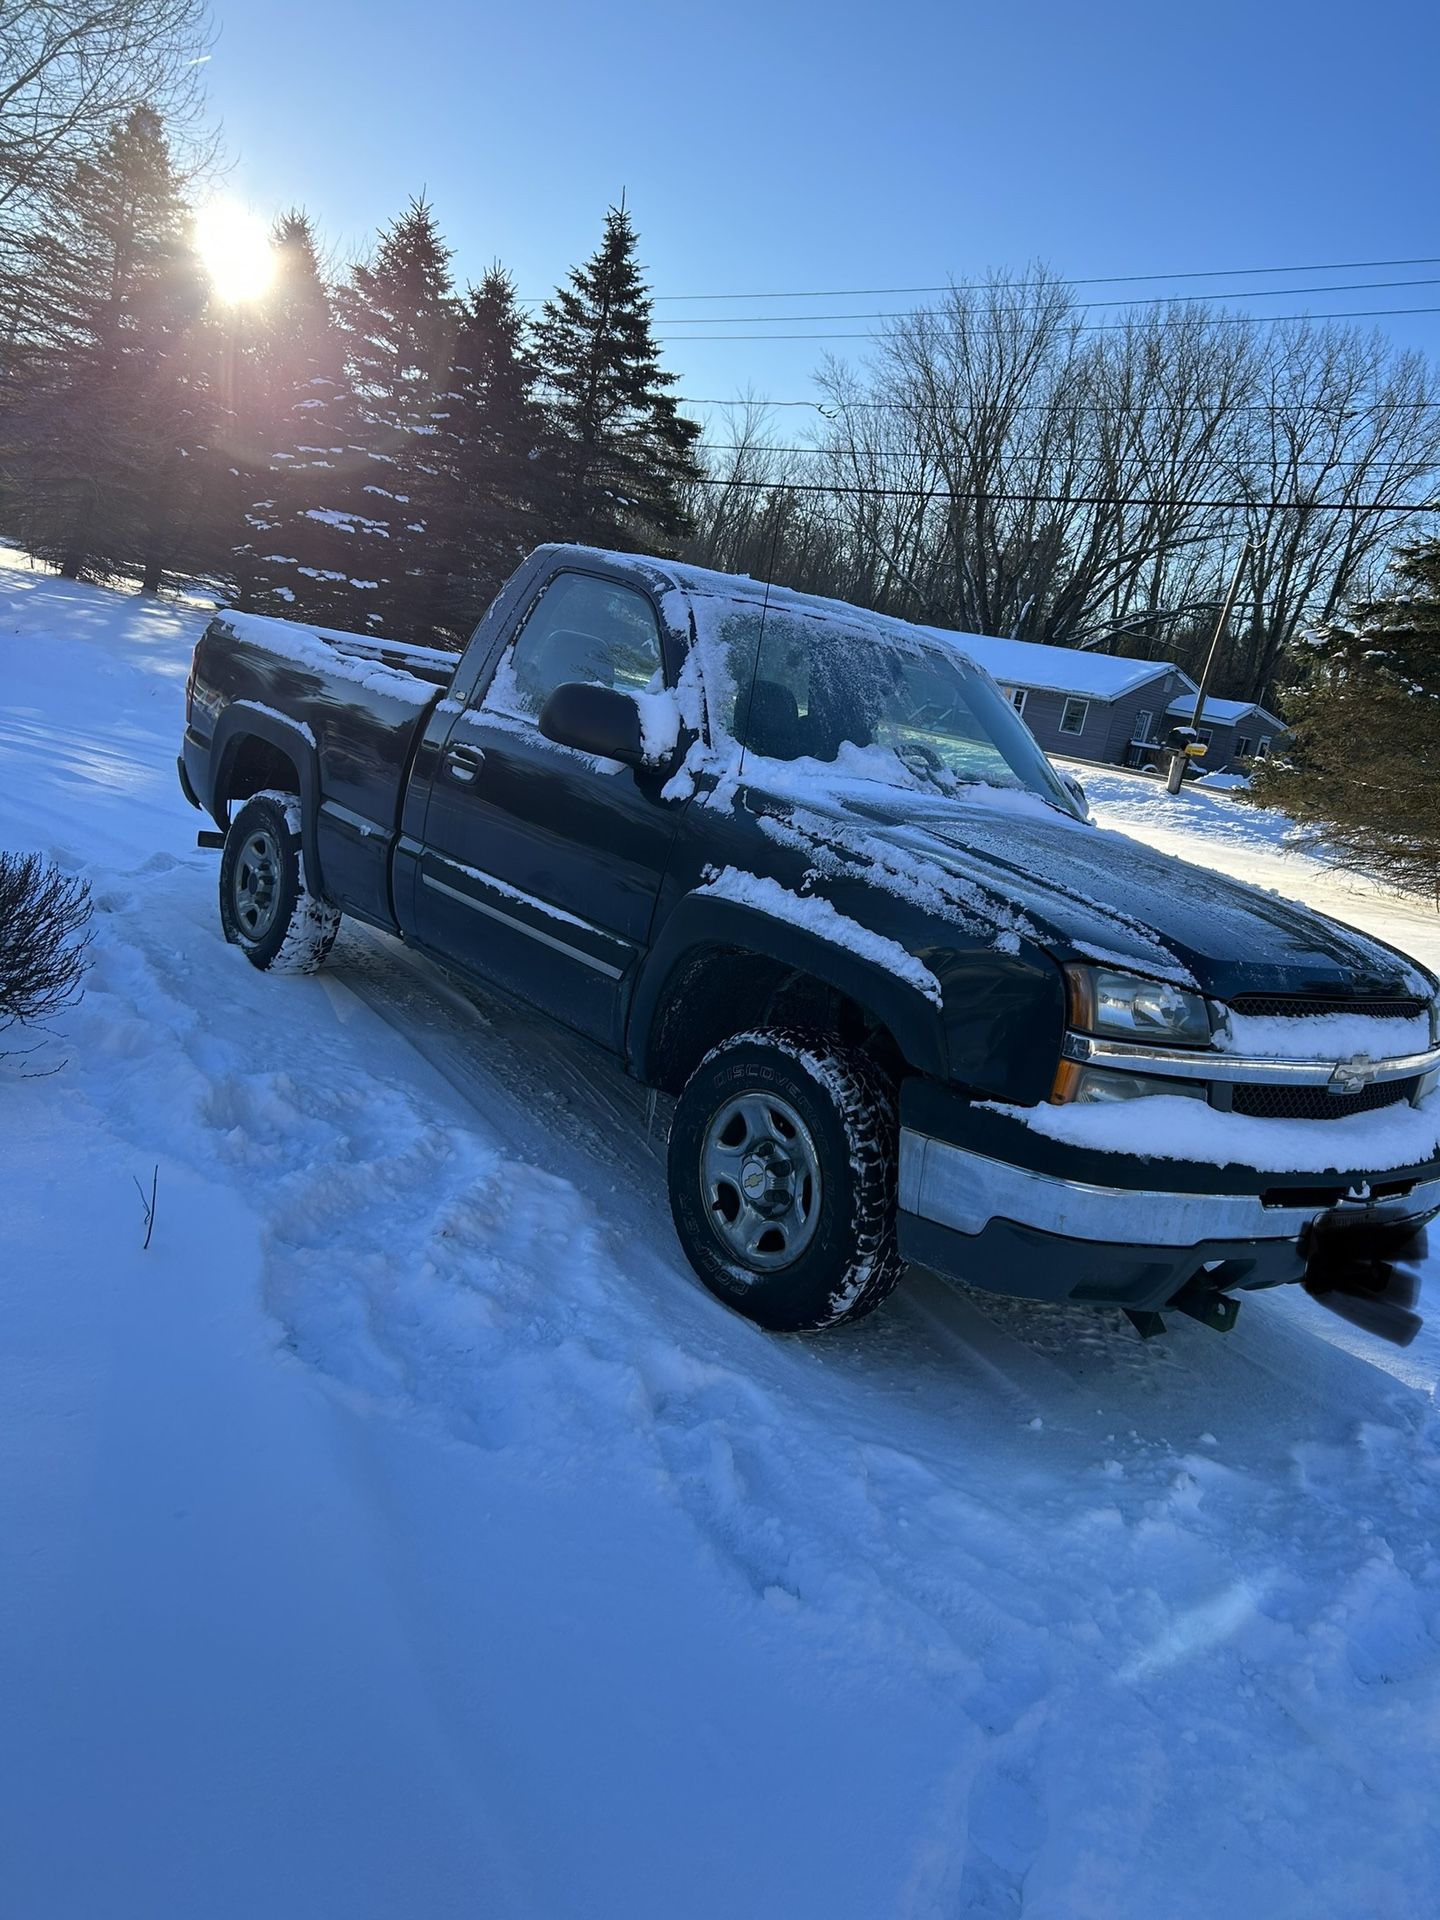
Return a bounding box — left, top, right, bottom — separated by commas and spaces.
2, 549, 1437, 1919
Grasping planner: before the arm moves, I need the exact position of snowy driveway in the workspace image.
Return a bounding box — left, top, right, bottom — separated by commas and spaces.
2, 555, 1438, 1919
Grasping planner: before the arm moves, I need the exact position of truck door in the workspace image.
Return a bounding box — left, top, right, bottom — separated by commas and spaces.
408, 566, 685, 1050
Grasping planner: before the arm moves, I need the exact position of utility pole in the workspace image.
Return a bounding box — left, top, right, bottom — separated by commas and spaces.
1166, 538, 1255, 795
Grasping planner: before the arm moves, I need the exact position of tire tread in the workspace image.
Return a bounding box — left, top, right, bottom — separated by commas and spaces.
675, 1025, 903, 1332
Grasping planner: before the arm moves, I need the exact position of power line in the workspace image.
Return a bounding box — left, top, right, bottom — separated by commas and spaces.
687, 472, 1440, 514
653, 276, 1440, 327
696, 440, 1440, 473
681, 394, 1440, 413
516, 254, 1440, 307
657, 304, 1440, 342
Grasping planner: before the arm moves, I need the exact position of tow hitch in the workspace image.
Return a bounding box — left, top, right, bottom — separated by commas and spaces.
1122, 1212, 1428, 1347
1301, 1211, 1427, 1349
1125, 1277, 1242, 1341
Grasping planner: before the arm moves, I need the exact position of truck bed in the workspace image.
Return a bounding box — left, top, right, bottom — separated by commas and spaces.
186, 609, 454, 930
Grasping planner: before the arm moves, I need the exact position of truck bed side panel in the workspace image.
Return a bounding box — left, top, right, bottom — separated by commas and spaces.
188, 617, 440, 930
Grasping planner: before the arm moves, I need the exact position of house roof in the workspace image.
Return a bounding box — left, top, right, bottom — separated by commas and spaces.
1166, 695, 1286, 730
924, 629, 1191, 703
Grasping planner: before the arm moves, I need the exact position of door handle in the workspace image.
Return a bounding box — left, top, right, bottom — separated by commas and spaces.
443, 743, 485, 784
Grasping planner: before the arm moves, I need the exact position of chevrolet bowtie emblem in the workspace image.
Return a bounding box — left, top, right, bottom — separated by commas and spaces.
1329, 1056, 1377, 1095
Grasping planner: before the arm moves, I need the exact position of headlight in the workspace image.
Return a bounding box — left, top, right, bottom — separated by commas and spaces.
1055, 1064, 1208, 1105
1065, 964, 1212, 1046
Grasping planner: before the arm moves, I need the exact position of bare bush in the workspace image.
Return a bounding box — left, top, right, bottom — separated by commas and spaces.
0, 852, 93, 1031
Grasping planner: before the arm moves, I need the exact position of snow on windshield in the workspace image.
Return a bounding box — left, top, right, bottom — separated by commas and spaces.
677, 587, 1080, 817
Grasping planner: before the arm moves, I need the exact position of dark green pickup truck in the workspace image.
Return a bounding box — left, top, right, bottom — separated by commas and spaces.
179, 544, 1440, 1346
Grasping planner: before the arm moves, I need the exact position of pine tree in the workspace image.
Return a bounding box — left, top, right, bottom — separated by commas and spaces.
428, 266, 548, 640
235, 212, 352, 617
1249, 541, 1440, 903
134, 247, 217, 593
5, 106, 207, 584
312, 197, 460, 639
534, 202, 701, 552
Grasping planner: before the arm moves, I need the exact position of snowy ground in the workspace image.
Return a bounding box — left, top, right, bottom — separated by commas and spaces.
3, 550, 1438, 1920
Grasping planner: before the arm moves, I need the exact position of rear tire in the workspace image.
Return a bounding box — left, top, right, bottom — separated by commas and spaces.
219, 789, 340, 973
667, 1027, 903, 1332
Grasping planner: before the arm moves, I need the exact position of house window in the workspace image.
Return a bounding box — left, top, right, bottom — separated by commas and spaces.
1195, 728, 1213, 748
1134, 708, 1154, 743
1059, 697, 1089, 736
1008, 687, 1028, 716
1235, 735, 1252, 759
1256, 736, 1271, 758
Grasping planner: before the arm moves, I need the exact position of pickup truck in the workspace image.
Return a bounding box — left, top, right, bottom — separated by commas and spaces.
179, 543, 1440, 1346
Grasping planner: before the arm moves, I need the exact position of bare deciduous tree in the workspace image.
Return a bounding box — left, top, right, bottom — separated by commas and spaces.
1232, 321, 1440, 700
686, 271, 1440, 706
0, 0, 212, 390
0, 0, 210, 216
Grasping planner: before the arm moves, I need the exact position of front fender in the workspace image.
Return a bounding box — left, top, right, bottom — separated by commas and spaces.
629, 890, 952, 1081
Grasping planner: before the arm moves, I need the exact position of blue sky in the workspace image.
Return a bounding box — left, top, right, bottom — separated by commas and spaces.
204, 0, 1440, 422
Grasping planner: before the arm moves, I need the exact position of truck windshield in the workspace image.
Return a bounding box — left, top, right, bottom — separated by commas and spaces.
701, 600, 1080, 815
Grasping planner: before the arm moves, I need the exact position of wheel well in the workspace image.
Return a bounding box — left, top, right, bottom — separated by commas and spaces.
219, 735, 302, 817
643, 946, 906, 1093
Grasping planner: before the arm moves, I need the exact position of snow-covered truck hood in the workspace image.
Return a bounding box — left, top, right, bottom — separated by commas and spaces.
751, 785, 1432, 1003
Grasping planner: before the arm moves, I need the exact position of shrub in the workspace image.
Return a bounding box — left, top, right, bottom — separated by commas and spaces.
1249, 541, 1440, 907
0, 853, 94, 1032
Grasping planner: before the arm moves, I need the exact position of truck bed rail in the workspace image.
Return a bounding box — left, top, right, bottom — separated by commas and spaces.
308, 627, 459, 687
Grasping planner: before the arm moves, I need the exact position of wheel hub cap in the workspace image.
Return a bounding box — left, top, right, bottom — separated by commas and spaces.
700, 1092, 823, 1271
233, 828, 282, 939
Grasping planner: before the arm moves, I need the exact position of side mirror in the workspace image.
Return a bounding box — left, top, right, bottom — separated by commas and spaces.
538, 681, 643, 766
1058, 768, 1088, 816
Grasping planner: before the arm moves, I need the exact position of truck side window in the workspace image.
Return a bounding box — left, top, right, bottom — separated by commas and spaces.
483, 572, 663, 721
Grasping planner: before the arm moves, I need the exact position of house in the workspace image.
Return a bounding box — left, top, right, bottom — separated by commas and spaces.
1162, 694, 1287, 772
935, 628, 1284, 774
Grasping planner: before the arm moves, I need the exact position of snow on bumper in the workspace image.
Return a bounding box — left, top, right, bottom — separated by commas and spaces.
895, 1079, 1440, 1311
898, 1130, 1440, 1249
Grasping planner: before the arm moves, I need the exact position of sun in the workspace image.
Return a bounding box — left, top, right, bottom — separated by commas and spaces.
195, 199, 275, 304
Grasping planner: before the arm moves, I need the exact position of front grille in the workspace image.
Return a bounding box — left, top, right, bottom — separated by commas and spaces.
1231, 1077, 1419, 1121
1227, 992, 1425, 1022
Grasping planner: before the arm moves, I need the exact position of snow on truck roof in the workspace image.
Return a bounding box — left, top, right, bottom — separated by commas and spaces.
549, 545, 1192, 705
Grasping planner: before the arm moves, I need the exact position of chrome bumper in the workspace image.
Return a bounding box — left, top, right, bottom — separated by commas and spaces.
898, 1129, 1440, 1248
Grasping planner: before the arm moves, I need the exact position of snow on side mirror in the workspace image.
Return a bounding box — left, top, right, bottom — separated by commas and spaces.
1058, 769, 1090, 819
538, 682, 644, 766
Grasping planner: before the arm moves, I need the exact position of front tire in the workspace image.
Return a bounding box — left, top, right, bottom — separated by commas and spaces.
219, 790, 340, 973
667, 1028, 903, 1332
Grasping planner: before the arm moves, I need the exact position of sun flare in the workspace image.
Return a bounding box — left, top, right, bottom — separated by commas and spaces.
195, 200, 275, 304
